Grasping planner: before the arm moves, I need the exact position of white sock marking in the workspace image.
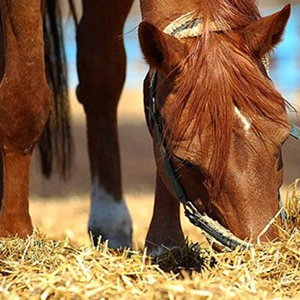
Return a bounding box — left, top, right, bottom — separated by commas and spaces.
88, 178, 132, 249
234, 107, 251, 134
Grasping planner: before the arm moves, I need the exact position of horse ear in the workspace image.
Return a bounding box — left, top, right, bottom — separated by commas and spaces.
139, 21, 185, 72
243, 4, 291, 57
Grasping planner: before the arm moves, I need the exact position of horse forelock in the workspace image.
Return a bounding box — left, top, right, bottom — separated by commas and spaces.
163, 0, 288, 198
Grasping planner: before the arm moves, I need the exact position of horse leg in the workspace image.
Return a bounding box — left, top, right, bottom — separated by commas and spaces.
0, 0, 51, 237
77, 0, 134, 248
145, 173, 185, 255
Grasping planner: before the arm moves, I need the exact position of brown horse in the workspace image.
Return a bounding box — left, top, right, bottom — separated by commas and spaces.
139, 0, 291, 253
0, 0, 293, 253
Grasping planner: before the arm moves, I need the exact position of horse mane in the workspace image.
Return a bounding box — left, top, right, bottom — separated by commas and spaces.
166, 0, 288, 198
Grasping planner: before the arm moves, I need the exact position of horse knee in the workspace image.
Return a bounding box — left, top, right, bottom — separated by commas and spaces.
76, 43, 126, 110
0, 78, 51, 152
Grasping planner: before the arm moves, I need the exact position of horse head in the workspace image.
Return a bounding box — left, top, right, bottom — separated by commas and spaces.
139, 3, 291, 247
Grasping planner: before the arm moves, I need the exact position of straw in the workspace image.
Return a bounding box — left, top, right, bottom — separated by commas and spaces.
1, 182, 300, 299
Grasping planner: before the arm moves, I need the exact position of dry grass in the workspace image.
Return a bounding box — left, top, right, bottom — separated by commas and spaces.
1, 184, 300, 299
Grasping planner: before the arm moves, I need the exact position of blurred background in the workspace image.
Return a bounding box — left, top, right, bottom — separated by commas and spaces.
29, 0, 300, 247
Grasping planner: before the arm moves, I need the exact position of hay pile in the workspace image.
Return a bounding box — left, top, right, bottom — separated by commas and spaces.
1, 185, 300, 299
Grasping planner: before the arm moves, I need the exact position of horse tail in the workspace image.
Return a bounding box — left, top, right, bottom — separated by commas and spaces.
39, 0, 78, 180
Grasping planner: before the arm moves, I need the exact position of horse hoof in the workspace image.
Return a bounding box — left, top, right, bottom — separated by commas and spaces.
89, 227, 132, 249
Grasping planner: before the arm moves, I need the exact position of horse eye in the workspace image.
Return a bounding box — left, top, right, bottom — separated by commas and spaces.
173, 155, 202, 173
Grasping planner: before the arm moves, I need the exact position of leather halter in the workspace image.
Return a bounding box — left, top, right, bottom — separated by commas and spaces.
148, 70, 300, 251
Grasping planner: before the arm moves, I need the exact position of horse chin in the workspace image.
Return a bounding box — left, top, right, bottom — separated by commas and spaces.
215, 190, 281, 241
191, 194, 278, 251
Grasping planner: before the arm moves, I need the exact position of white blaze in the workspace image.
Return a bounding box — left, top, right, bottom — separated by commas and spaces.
234, 107, 251, 134
89, 177, 132, 249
